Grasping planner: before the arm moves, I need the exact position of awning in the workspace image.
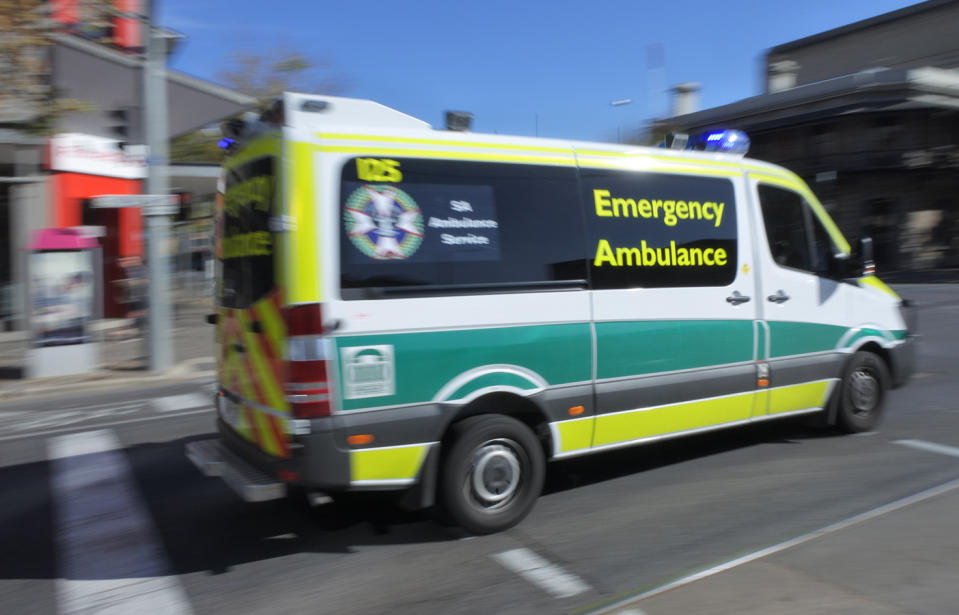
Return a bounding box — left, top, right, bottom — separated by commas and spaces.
50, 32, 257, 141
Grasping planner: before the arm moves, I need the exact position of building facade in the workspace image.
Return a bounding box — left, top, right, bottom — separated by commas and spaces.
652, 0, 959, 274
0, 0, 255, 329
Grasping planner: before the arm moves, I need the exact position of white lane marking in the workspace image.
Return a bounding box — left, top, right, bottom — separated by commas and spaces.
150, 393, 211, 413
894, 439, 959, 458
584, 475, 959, 614
49, 430, 194, 615
0, 408, 209, 443
493, 547, 591, 599
0, 403, 145, 433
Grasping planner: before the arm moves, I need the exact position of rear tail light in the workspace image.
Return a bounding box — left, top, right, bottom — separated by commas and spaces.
285, 303, 324, 337
284, 303, 331, 419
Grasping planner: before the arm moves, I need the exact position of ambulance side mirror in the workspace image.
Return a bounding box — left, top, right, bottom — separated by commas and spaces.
859, 237, 876, 275
833, 236, 875, 280
221, 117, 245, 140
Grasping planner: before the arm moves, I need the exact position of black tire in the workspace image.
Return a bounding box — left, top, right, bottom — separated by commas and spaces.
438, 414, 545, 535
836, 351, 890, 433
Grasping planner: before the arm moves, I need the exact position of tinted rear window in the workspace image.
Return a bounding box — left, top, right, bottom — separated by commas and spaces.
217, 157, 276, 308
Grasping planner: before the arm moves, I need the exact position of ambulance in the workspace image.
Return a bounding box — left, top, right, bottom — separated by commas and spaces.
187, 93, 917, 534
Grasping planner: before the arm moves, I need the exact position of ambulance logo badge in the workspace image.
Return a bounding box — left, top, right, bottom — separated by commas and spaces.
344, 186, 424, 259
341, 345, 395, 399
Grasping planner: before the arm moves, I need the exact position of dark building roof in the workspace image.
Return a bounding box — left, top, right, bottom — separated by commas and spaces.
771, 0, 958, 54
652, 67, 959, 134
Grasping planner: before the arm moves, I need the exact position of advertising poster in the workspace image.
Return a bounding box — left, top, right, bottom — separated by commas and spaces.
29, 251, 95, 347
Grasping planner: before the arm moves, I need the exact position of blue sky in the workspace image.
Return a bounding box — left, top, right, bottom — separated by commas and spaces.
158, 0, 923, 142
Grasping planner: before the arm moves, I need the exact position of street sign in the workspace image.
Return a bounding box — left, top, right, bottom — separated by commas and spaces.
90, 194, 178, 216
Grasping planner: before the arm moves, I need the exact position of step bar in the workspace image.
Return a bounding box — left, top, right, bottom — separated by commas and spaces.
186, 439, 286, 502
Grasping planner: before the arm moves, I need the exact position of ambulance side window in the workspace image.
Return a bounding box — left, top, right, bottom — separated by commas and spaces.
758, 185, 833, 276
339, 158, 588, 298
582, 170, 738, 289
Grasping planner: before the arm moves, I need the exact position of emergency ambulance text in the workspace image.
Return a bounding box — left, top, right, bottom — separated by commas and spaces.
593, 189, 725, 227
221, 231, 272, 259
593, 239, 728, 268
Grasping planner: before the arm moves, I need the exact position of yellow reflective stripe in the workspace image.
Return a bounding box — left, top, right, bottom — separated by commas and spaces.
749, 172, 851, 254
555, 418, 594, 454
288, 141, 321, 302
350, 444, 431, 482
223, 133, 281, 171
256, 296, 287, 360
858, 276, 901, 300
223, 355, 253, 441
593, 392, 755, 446
754, 389, 770, 415
317, 132, 573, 154
576, 148, 742, 170
236, 310, 286, 411
555, 380, 836, 453
317, 145, 575, 166
741, 163, 793, 179
255, 411, 280, 456
226, 354, 257, 442
576, 157, 740, 177
768, 380, 834, 415
228, 333, 279, 455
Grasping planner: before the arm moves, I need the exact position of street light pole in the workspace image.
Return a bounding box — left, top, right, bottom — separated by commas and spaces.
141, 0, 173, 371
610, 99, 632, 144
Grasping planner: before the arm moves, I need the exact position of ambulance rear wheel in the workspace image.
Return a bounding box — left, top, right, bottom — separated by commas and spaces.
836, 351, 890, 433
439, 415, 545, 535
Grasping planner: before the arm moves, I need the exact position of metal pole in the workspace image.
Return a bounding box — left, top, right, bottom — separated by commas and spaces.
142, 0, 173, 371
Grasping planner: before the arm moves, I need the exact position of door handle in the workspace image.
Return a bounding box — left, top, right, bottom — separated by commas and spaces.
726, 291, 751, 305
767, 290, 791, 304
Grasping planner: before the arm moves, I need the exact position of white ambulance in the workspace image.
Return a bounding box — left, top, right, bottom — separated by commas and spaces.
187, 93, 917, 534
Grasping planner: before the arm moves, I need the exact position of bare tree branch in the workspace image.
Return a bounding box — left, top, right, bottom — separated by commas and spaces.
216, 47, 349, 110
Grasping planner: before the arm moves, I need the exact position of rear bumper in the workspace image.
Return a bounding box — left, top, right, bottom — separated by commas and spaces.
186, 438, 286, 502
215, 416, 353, 491
197, 390, 445, 502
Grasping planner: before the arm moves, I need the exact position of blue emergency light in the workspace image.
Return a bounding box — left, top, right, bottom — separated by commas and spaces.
688, 129, 750, 154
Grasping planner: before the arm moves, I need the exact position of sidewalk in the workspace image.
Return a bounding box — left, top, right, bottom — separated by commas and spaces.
0, 293, 216, 401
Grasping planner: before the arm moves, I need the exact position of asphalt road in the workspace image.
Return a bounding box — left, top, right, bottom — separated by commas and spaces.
1, 284, 957, 615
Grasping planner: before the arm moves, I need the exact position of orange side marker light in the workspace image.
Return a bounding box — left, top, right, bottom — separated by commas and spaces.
569, 406, 585, 416
347, 434, 375, 446
757, 378, 769, 387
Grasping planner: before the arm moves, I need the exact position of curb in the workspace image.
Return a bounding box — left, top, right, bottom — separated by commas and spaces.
0, 356, 217, 402
0, 318, 134, 344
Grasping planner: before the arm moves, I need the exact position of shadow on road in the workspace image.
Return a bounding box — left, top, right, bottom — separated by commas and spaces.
0, 417, 843, 581
0, 456, 56, 580
543, 418, 838, 496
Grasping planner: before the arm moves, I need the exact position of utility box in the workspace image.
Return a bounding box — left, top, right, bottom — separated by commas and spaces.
25, 229, 102, 379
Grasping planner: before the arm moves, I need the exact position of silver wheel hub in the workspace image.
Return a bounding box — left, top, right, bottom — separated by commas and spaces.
850, 368, 879, 412
470, 441, 521, 506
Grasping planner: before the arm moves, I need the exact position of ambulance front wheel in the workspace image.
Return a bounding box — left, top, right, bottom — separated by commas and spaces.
836, 350, 890, 433
439, 414, 545, 535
